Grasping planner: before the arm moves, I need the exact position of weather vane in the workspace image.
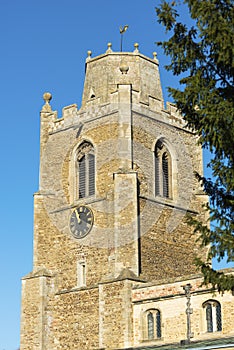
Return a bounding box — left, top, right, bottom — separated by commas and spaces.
119, 25, 129, 52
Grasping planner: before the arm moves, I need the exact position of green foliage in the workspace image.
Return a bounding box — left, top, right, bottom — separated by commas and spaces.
156, 0, 234, 292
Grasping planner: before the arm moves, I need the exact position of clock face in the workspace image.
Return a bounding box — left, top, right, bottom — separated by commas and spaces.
70, 206, 94, 239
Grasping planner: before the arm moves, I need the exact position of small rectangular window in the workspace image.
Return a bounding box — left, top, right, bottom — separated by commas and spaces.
77, 261, 86, 287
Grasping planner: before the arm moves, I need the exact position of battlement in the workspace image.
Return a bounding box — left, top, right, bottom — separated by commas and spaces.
165, 101, 185, 125
40, 97, 186, 135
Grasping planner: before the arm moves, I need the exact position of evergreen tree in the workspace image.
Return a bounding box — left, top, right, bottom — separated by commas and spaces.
156, 0, 234, 292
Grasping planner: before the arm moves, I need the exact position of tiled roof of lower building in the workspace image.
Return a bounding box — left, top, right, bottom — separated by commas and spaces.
121, 336, 234, 350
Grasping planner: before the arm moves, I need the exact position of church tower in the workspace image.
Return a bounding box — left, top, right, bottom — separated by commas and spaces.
20, 44, 208, 349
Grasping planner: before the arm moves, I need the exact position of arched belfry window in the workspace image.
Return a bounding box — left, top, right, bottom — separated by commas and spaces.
76, 141, 95, 199
155, 140, 172, 198
144, 309, 161, 340
203, 300, 222, 333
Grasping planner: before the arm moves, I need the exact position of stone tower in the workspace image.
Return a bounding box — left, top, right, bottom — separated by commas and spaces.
20, 44, 207, 349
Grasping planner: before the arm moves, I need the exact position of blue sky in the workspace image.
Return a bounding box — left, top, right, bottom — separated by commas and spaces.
0, 1, 232, 349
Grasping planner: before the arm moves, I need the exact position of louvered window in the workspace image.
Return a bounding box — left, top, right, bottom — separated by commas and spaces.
88, 154, 95, 196
155, 141, 172, 198
162, 153, 169, 198
77, 142, 95, 199
79, 156, 86, 198
155, 155, 160, 196
203, 301, 222, 333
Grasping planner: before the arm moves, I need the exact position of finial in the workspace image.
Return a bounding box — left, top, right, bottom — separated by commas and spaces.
134, 43, 139, 53
43, 92, 52, 104
106, 42, 113, 53
87, 50, 92, 60
119, 60, 129, 74
42, 92, 52, 112
153, 52, 159, 63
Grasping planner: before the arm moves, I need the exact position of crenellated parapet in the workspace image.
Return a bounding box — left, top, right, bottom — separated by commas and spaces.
164, 101, 186, 126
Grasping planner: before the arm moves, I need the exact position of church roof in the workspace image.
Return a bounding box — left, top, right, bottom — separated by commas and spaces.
121, 336, 234, 349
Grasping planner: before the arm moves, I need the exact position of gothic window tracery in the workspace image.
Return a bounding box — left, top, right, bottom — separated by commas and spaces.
155, 140, 172, 198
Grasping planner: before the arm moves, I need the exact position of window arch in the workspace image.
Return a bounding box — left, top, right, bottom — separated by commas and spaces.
76, 141, 95, 199
203, 300, 222, 333
145, 309, 161, 340
155, 140, 172, 198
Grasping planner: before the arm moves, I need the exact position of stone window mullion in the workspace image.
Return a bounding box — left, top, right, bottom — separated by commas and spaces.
145, 309, 161, 341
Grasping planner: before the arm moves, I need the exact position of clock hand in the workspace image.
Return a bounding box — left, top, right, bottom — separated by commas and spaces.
75, 209, 81, 223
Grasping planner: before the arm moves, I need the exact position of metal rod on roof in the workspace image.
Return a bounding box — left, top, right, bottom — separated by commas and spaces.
119, 25, 128, 52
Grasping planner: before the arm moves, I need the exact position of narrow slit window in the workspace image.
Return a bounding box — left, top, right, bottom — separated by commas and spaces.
78, 261, 86, 287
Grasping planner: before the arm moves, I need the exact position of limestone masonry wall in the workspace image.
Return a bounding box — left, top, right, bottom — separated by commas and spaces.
20, 48, 233, 350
